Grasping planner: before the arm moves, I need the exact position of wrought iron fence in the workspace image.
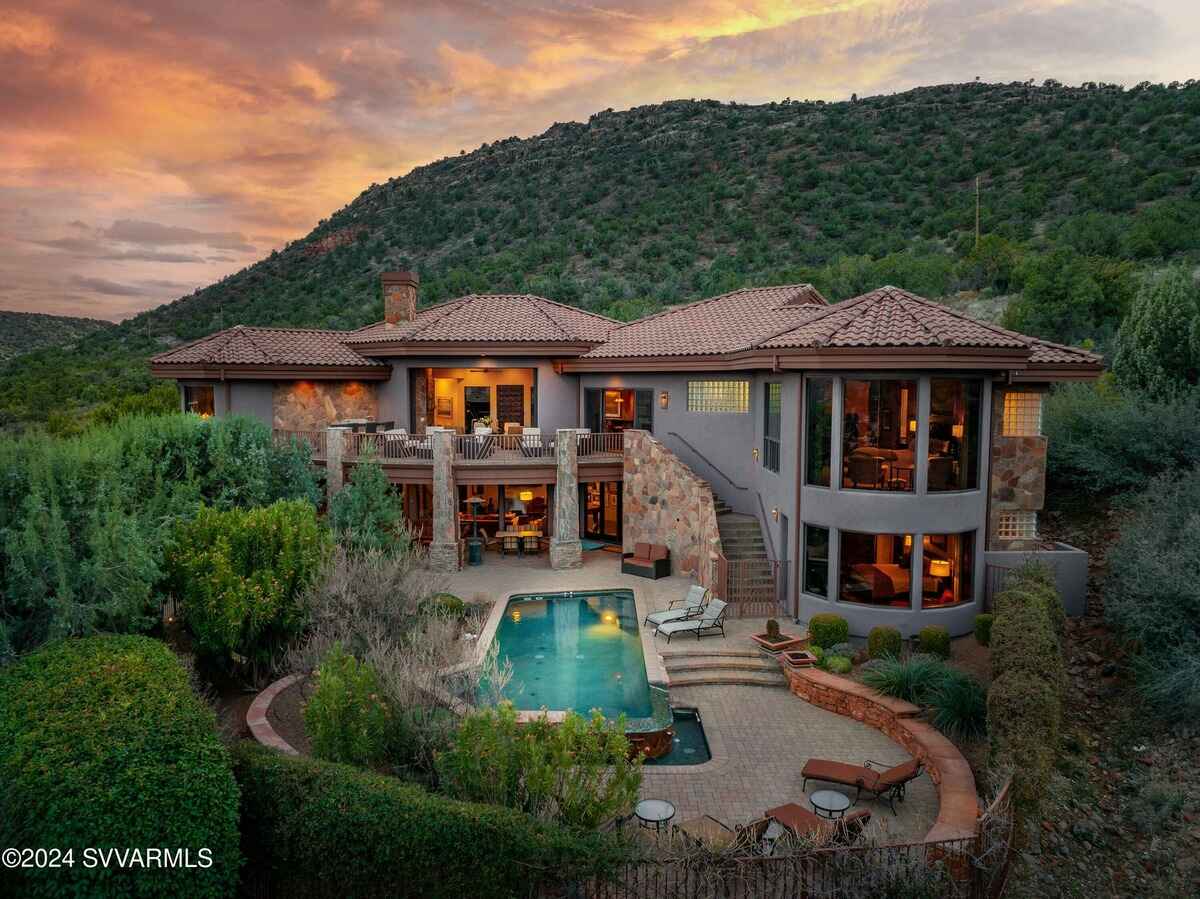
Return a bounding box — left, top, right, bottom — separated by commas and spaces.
983, 563, 1017, 612
714, 554, 788, 618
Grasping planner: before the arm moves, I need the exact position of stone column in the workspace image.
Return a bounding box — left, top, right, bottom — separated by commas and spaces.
550, 428, 583, 569
325, 427, 350, 503
428, 429, 461, 571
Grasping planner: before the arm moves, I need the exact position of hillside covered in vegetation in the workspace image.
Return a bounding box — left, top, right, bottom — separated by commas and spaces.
3, 79, 1199, 429
0, 311, 113, 364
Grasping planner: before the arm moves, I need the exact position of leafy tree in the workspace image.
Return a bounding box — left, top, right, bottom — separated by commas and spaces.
1112, 268, 1200, 397
328, 447, 406, 553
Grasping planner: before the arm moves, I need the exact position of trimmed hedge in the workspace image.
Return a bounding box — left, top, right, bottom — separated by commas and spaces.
990, 593, 1064, 692
867, 626, 902, 659
0, 636, 241, 899
916, 625, 951, 659
808, 613, 849, 649
974, 614, 994, 647
233, 743, 626, 899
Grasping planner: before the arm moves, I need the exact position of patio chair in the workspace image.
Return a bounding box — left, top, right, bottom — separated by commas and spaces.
765, 803, 872, 844
522, 534, 541, 555
502, 535, 520, 556
643, 584, 708, 627
800, 757, 923, 814
731, 817, 773, 856
656, 599, 727, 643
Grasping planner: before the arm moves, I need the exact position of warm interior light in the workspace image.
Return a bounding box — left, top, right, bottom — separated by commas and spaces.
908, 419, 917, 433
951, 423, 964, 439
904, 535, 913, 550
659, 391, 669, 409
929, 559, 951, 578
519, 490, 534, 502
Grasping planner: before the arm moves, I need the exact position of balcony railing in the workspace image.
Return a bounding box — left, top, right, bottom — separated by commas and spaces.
273, 429, 326, 460
331, 429, 623, 465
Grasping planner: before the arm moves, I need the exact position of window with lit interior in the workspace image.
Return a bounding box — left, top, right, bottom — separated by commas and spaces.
183, 384, 214, 417
687, 380, 750, 413
804, 378, 833, 487
842, 379, 918, 492
839, 531, 913, 607
927, 379, 982, 491
921, 532, 975, 608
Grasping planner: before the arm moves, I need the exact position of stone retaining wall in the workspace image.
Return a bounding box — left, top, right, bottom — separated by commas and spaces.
784, 666, 980, 843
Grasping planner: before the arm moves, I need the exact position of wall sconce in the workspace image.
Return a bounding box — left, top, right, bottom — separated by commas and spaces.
752, 447, 760, 460
951, 423, 964, 439
908, 419, 917, 433
903, 534, 913, 550
659, 391, 669, 410
771, 507, 779, 521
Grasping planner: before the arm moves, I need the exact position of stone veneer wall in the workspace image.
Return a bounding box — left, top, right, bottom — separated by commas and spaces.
273, 381, 378, 431
623, 430, 722, 588
986, 386, 1047, 551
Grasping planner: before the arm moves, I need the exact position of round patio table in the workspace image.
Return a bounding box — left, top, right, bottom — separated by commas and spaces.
809, 789, 851, 820
635, 798, 676, 833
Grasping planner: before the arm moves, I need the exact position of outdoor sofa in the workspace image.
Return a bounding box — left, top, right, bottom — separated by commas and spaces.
622, 542, 670, 579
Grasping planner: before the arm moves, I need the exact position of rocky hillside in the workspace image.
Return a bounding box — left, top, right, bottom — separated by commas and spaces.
0, 311, 113, 363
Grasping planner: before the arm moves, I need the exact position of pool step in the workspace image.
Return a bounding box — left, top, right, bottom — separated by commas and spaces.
658, 648, 763, 659
665, 658, 781, 675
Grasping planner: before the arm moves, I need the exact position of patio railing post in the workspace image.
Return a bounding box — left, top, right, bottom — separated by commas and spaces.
427, 429, 461, 572
549, 428, 583, 569
324, 426, 350, 504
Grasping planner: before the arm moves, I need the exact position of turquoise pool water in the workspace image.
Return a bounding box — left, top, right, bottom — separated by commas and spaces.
489, 590, 653, 719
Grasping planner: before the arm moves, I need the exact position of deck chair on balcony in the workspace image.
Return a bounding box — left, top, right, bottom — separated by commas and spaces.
643, 584, 708, 628
519, 427, 551, 458
655, 599, 727, 643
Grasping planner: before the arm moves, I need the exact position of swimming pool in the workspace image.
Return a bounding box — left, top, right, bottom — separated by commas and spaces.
488, 590, 654, 719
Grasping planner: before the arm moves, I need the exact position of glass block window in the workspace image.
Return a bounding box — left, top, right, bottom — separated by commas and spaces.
687, 380, 750, 413
1002, 392, 1042, 436
996, 511, 1038, 541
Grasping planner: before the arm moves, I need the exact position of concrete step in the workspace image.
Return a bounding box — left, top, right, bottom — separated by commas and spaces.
665, 658, 782, 675
659, 648, 763, 660
668, 673, 788, 689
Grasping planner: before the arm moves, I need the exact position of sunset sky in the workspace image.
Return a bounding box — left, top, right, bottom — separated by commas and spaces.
3, 1, 1198, 321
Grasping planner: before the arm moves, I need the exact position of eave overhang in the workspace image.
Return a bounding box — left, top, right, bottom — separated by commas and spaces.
343, 340, 599, 358
150, 363, 392, 381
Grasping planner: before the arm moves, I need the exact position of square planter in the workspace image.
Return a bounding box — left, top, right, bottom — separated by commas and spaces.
750, 633, 809, 655
780, 649, 819, 669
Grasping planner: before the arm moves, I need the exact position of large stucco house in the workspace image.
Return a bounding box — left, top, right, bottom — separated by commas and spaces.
152, 272, 1099, 637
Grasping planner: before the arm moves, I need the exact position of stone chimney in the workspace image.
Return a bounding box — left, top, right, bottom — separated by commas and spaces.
382, 271, 419, 324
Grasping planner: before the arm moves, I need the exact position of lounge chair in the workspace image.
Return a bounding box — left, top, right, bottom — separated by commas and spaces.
643, 584, 708, 628
765, 803, 872, 844
656, 599, 727, 643
800, 758, 923, 814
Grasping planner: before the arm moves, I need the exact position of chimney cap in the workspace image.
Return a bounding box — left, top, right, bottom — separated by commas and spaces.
381, 270, 419, 286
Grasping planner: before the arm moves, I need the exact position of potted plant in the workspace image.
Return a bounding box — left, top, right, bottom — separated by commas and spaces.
473, 416, 494, 434
780, 648, 819, 669
750, 618, 808, 655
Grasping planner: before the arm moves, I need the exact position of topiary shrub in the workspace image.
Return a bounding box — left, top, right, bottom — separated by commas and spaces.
234, 743, 624, 899
861, 654, 949, 704
929, 669, 988, 741
808, 613, 849, 649
987, 670, 1062, 830
765, 618, 781, 640
305, 645, 391, 767
166, 499, 330, 672
973, 613, 994, 647
917, 625, 951, 659
867, 625, 902, 659
0, 636, 241, 898
990, 598, 1063, 692
825, 655, 853, 675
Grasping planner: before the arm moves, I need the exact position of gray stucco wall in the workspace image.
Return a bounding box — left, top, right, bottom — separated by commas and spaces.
984, 542, 1089, 617
387, 357, 578, 433
228, 381, 274, 423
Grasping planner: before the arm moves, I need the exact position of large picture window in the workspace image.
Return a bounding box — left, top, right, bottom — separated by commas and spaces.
687, 380, 750, 413
928, 379, 982, 491
839, 531, 913, 607
804, 378, 833, 487
842, 379, 917, 492
803, 525, 830, 597
921, 532, 975, 608
763, 382, 781, 473
183, 384, 214, 417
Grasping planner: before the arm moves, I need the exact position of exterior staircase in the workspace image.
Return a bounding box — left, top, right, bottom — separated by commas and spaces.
715, 511, 781, 611
660, 648, 788, 688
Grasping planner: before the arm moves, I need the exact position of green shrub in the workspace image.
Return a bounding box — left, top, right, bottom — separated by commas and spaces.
1106, 467, 1200, 722
329, 448, 406, 553
0, 636, 241, 898
437, 702, 642, 829
305, 645, 390, 767
234, 743, 623, 899
825, 655, 853, 674
419, 592, 466, 618
987, 671, 1062, 821
1111, 267, 1200, 399
808, 612, 849, 649
861, 655, 949, 705
167, 499, 330, 670
990, 596, 1063, 692
973, 614, 994, 647
929, 669, 988, 741
917, 625, 951, 659
867, 625, 902, 659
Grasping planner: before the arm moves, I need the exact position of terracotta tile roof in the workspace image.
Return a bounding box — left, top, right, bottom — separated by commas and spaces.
152, 326, 380, 367
1027, 338, 1102, 365
345, 294, 619, 345
582, 284, 830, 358
759, 286, 1032, 350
